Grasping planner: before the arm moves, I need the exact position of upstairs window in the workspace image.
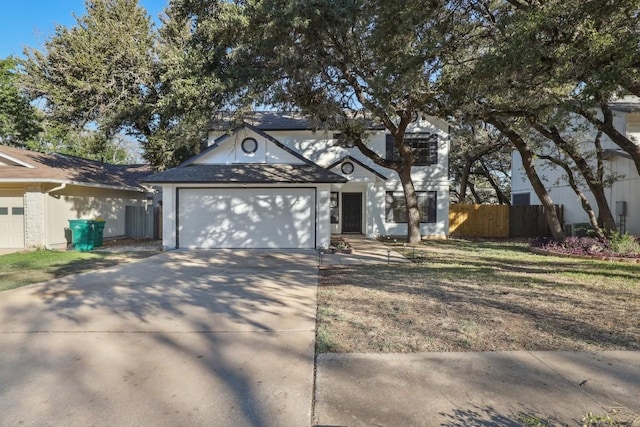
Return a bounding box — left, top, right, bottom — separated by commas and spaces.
385, 191, 437, 223
385, 133, 438, 166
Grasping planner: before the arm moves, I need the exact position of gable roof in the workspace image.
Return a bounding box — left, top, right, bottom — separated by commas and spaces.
146, 123, 347, 185
0, 145, 152, 192
326, 155, 388, 181
208, 111, 386, 132
184, 123, 319, 167
144, 163, 347, 184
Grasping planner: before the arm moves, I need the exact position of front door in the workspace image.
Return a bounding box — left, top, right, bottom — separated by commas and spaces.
341, 193, 362, 233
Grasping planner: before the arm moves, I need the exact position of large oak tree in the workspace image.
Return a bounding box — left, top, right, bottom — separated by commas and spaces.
169, 0, 465, 242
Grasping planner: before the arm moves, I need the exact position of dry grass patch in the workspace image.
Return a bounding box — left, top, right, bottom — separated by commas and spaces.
317, 239, 640, 353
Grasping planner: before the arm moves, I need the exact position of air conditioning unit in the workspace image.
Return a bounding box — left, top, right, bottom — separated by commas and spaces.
563, 224, 574, 237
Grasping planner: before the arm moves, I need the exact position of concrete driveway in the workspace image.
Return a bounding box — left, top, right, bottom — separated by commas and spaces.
0, 250, 319, 426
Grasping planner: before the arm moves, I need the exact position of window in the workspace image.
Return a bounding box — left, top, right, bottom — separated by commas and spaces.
12, 207, 24, 215
385, 133, 438, 166
385, 191, 437, 223
330, 192, 339, 224
512, 193, 530, 206
341, 161, 354, 175
241, 137, 258, 154
0, 207, 7, 215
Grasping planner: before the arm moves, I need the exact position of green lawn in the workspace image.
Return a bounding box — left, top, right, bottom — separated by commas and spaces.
0, 250, 158, 292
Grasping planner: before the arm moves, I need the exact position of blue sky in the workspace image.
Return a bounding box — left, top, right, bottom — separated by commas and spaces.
0, 0, 168, 58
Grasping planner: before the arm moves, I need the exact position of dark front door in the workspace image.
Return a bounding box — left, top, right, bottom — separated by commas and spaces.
342, 193, 362, 233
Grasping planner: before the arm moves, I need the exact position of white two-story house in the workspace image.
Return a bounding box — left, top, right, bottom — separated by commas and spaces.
146, 112, 450, 249
511, 99, 640, 236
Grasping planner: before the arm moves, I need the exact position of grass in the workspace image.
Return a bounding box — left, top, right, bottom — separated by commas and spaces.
0, 249, 158, 292
317, 239, 640, 353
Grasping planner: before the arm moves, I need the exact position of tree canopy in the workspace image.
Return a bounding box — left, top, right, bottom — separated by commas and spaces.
168, 0, 465, 242
0, 57, 41, 147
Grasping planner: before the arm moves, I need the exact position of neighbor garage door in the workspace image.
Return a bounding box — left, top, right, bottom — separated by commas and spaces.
0, 193, 25, 248
178, 188, 316, 249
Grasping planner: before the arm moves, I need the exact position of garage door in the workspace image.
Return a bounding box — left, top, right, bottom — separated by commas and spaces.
0, 193, 25, 248
178, 188, 316, 249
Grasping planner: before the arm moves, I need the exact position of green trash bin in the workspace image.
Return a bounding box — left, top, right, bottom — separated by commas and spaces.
68, 219, 95, 251
93, 220, 106, 247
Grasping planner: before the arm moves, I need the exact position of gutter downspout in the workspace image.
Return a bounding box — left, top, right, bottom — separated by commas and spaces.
46, 182, 67, 194
44, 183, 67, 249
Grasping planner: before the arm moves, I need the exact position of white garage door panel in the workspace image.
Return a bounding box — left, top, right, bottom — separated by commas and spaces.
0, 195, 25, 248
179, 188, 315, 249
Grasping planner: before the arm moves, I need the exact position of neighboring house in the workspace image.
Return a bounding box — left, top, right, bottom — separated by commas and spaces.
145, 112, 450, 249
0, 145, 153, 249
511, 98, 640, 236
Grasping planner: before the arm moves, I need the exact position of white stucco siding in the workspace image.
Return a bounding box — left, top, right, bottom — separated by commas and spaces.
511, 112, 640, 235
268, 124, 450, 185
161, 184, 176, 250
198, 117, 451, 240
316, 185, 332, 248
198, 128, 304, 165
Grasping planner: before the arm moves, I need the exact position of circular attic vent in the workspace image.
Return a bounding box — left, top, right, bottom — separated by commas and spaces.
341, 161, 355, 175
241, 137, 258, 154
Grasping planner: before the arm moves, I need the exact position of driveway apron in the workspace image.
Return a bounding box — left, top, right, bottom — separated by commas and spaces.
0, 250, 319, 427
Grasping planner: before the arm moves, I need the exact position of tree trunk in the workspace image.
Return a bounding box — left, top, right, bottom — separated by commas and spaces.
487, 117, 566, 242
398, 166, 422, 243
458, 156, 473, 203
479, 161, 511, 205
539, 155, 604, 238
350, 116, 422, 243
468, 181, 483, 204
529, 120, 617, 233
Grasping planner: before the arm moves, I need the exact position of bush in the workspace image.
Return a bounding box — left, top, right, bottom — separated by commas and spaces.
609, 232, 640, 256
531, 235, 640, 258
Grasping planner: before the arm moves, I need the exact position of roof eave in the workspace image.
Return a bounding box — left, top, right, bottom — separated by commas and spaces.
0, 178, 147, 193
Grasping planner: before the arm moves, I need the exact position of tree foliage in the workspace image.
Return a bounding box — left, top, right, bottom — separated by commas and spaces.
0, 57, 41, 147
169, 0, 463, 242
22, 0, 154, 135
450, 120, 511, 205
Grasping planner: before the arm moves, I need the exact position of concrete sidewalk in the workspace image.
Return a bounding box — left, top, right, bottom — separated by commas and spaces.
319, 235, 410, 266
314, 351, 640, 426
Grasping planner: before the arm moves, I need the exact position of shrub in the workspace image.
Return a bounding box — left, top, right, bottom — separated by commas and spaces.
531, 235, 640, 258
609, 232, 640, 256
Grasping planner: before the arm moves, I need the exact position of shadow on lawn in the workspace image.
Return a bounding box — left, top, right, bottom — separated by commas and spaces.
319, 251, 640, 351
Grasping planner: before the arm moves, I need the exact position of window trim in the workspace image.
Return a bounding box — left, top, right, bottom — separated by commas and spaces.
385, 191, 437, 224
385, 133, 438, 166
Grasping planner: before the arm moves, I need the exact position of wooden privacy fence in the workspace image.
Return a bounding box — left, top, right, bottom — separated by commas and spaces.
509, 205, 564, 238
449, 204, 564, 238
449, 204, 509, 238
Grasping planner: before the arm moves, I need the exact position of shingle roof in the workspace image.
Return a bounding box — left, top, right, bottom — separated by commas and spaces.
208, 111, 385, 131
0, 145, 152, 192
609, 102, 640, 113
143, 164, 348, 184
